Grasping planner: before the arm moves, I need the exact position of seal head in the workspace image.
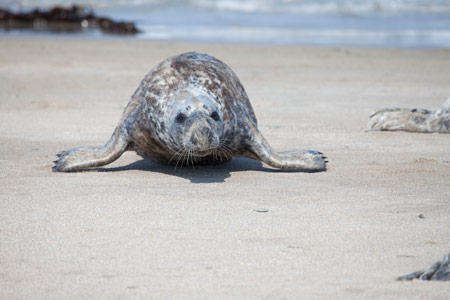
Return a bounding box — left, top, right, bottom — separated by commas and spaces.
167, 90, 223, 157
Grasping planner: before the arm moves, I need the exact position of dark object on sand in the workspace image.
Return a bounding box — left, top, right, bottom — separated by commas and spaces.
0, 5, 140, 35
397, 252, 450, 281
369, 98, 450, 133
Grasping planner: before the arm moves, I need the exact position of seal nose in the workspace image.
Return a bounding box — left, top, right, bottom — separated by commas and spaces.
186, 126, 217, 151
202, 127, 219, 147
204, 127, 219, 148
195, 127, 210, 149
190, 135, 198, 145
201, 127, 211, 138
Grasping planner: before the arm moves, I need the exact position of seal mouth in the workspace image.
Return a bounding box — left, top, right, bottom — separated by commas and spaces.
172, 146, 216, 158
181, 129, 220, 154
167, 146, 216, 167
190, 148, 216, 157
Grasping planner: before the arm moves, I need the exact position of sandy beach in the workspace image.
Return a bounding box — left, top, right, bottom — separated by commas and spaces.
0, 36, 449, 299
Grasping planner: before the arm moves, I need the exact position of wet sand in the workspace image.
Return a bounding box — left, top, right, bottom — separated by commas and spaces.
0, 36, 449, 299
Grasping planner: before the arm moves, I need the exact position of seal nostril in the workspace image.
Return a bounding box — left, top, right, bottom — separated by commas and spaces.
190, 135, 198, 145
201, 127, 210, 136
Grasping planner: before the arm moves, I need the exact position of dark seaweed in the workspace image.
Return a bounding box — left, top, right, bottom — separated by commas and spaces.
0, 5, 140, 35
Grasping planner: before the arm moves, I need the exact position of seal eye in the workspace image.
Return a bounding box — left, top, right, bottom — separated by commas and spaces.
175, 113, 187, 123
210, 111, 220, 121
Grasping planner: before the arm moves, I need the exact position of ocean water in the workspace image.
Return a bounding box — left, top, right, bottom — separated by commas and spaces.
3, 0, 450, 48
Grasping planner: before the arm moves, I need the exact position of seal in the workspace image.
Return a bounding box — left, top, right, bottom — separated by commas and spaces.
53, 52, 327, 172
368, 98, 450, 133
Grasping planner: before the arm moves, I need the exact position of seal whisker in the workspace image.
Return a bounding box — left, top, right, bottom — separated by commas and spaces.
190, 150, 195, 168
168, 146, 186, 167
174, 149, 186, 169
186, 150, 191, 167
214, 147, 223, 161
183, 149, 189, 168
187, 151, 192, 167
185, 150, 191, 167
219, 144, 234, 160
225, 143, 237, 153
180, 151, 185, 168
168, 148, 183, 165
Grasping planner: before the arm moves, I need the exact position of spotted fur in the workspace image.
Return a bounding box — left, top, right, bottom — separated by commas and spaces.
369, 98, 450, 133
53, 52, 326, 172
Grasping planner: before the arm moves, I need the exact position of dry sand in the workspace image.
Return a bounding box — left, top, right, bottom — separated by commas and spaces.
0, 36, 449, 299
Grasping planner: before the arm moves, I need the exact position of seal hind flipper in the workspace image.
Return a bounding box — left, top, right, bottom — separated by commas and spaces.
53, 126, 130, 172
369, 98, 450, 133
243, 123, 326, 171
368, 108, 432, 132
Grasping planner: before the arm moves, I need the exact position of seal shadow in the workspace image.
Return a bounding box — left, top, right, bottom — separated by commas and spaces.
92, 157, 321, 183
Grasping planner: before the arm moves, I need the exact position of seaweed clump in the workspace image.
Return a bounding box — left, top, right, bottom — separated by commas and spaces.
0, 5, 140, 35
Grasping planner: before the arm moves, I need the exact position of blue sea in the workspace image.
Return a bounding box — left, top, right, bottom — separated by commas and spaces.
3, 0, 450, 48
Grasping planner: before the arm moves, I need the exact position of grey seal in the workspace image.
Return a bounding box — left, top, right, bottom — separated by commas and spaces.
53, 52, 326, 172
369, 98, 450, 133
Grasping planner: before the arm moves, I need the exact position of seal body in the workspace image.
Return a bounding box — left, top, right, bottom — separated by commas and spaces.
369, 98, 450, 133
53, 52, 326, 172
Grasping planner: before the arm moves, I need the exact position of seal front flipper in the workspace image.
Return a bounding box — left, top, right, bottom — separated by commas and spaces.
53, 126, 131, 172
53, 83, 141, 172
242, 123, 326, 172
